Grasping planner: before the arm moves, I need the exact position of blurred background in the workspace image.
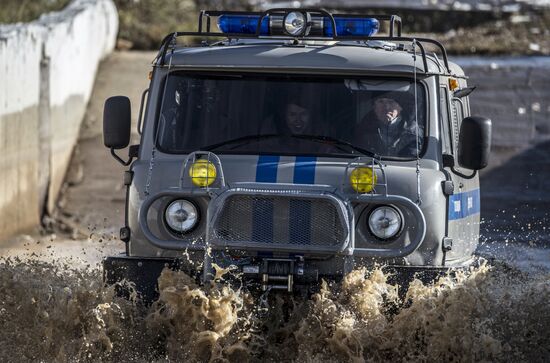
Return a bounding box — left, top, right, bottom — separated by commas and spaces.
4, 0, 548, 53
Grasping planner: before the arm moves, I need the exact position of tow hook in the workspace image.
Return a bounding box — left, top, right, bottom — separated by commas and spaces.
259, 285, 272, 313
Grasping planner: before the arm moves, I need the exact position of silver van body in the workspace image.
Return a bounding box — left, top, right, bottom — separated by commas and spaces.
104, 10, 489, 295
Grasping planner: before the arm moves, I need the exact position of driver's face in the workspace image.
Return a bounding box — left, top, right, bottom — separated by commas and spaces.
285, 103, 310, 134
374, 97, 402, 124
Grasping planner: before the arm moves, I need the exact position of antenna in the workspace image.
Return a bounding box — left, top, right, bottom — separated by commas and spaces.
413, 39, 422, 206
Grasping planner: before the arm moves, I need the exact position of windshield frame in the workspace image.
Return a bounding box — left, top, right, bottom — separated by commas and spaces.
153, 71, 430, 161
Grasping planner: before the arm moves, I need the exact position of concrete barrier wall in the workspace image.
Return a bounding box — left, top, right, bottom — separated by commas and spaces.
0, 0, 117, 240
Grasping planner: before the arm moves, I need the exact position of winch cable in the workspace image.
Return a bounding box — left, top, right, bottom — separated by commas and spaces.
413, 39, 422, 205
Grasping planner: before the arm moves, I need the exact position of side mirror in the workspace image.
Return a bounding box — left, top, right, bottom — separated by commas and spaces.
103, 96, 131, 149
458, 116, 492, 170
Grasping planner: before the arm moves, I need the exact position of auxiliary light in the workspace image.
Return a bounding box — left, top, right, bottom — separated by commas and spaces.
349, 167, 377, 193
189, 159, 217, 187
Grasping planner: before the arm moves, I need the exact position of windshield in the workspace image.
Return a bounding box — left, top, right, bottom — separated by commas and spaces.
157, 73, 426, 158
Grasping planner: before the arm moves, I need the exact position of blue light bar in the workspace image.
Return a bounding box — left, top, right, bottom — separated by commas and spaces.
324, 17, 380, 37
217, 14, 380, 38
217, 15, 269, 35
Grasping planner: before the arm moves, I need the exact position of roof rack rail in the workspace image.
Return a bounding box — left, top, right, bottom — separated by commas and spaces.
197, 9, 403, 37
155, 9, 451, 74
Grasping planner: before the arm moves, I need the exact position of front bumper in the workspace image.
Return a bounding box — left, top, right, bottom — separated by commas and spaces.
103, 255, 456, 302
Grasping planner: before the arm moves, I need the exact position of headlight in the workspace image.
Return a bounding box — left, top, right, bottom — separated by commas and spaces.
165, 199, 199, 233
368, 206, 402, 240
189, 159, 217, 187
349, 167, 377, 193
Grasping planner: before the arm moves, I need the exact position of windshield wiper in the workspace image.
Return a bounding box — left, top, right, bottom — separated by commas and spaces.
291, 134, 378, 158
202, 133, 378, 158
202, 134, 281, 151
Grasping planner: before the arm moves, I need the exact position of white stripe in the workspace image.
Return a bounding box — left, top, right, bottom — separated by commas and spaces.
276, 156, 296, 183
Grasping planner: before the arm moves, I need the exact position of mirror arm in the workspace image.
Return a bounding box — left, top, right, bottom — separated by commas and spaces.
111, 148, 133, 166
451, 166, 477, 179
442, 153, 455, 168
443, 153, 477, 179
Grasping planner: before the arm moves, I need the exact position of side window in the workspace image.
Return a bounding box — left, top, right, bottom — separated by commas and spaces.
451, 97, 465, 153
439, 87, 452, 154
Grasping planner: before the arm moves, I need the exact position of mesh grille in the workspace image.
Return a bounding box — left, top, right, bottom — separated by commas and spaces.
212, 194, 345, 248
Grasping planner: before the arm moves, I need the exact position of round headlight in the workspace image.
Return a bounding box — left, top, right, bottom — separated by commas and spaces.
350, 167, 377, 193
189, 159, 217, 187
368, 206, 402, 240
284, 11, 306, 36
165, 199, 199, 233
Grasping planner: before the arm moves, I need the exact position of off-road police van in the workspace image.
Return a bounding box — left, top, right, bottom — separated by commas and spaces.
103, 9, 492, 298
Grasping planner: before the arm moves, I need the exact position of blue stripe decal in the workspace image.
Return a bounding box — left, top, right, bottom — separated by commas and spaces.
293, 156, 317, 184
253, 155, 279, 243
290, 157, 316, 244
448, 189, 480, 221
256, 155, 280, 182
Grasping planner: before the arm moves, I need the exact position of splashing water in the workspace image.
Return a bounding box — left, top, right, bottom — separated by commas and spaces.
0, 255, 549, 362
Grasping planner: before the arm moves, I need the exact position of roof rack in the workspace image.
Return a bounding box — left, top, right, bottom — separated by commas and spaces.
156, 8, 451, 74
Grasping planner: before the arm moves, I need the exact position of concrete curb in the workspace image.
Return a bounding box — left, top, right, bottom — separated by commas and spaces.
0, 0, 118, 240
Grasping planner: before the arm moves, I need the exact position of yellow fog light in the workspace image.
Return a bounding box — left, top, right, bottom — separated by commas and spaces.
189, 159, 217, 187
350, 167, 377, 193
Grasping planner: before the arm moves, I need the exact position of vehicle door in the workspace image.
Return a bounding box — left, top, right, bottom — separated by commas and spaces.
440, 81, 480, 263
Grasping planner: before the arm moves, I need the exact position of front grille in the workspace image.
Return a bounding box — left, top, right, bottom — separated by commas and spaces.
211, 194, 346, 249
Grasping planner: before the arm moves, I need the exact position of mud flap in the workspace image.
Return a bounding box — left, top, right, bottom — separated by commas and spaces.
103, 256, 182, 304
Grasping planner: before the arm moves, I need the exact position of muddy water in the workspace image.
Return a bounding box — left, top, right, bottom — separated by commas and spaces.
1, 253, 549, 363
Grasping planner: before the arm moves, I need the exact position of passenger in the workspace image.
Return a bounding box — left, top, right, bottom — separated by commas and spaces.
158, 89, 183, 150
355, 92, 423, 157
